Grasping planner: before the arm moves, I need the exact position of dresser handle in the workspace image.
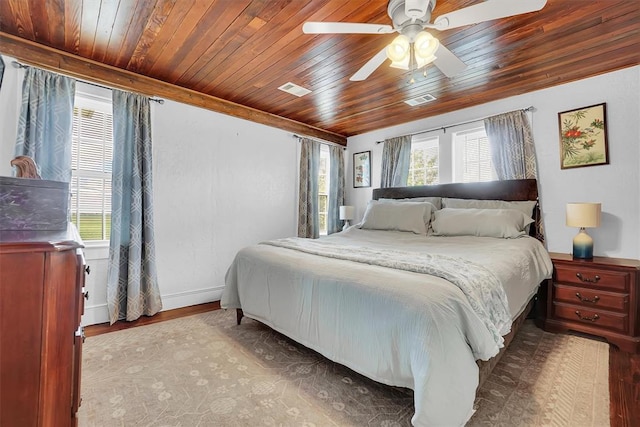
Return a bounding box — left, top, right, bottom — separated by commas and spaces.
575, 273, 600, 283
575, 311, 599, 322
85, 265, 91, 275
575, 292, 600, 303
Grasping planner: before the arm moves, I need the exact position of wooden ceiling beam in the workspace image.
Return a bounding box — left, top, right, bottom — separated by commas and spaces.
0, 31, 347, 146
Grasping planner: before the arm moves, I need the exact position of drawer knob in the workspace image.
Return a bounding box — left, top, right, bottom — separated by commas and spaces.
575, 292, 600, 303
575, 310, 599, 322
85, 265, 91, 275
575, 272, 600, 283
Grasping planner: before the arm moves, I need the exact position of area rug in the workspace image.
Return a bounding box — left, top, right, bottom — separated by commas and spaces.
77, 309, 609, 426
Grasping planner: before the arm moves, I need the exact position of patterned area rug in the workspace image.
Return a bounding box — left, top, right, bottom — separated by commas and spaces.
78, 310, 609, 426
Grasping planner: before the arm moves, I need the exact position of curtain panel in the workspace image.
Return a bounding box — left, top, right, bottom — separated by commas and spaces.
14, 67, 75, 182
484, 110, 538, 180
297, 138, 321, 238
107, 89, 162, 324
380, 135, 412, 188
327, 145, 345, 234
484, 109, 545, 243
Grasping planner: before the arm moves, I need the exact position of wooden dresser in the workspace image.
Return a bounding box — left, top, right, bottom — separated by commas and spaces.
544, 252, 640, 353
0, 228, 86, 426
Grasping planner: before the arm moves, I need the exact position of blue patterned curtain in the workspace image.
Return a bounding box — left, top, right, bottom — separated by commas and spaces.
297, 138, 321, 238
484, 110, 538, 180
108, 89, 162, 324
14, 67, 75, 182
380, 135, 412, 188
327, 145, 345, 234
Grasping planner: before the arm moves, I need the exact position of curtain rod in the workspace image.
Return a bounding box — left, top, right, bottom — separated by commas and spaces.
12, 61, 165, 104
376, 106, 535, 144
293, 134, 347, 150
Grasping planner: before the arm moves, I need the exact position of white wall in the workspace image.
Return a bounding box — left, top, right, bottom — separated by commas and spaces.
346, 66, 640, 259
0, 55, 299, 325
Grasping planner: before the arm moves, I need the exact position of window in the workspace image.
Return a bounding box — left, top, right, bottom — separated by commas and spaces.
70, 91, 113, 241
453, 127, 497, 182
409, 122, 496, 185
408, 136, 439, 186
318, 145, 330, 235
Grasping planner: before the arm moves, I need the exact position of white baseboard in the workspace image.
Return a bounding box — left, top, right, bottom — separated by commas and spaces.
82, 286, 224, 326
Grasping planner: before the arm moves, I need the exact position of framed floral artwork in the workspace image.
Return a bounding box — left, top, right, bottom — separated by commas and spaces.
558, 103, 609, 169
353, 151, 371, 188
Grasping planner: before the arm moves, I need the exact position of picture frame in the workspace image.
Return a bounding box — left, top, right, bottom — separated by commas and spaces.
353, 151, 371, 188
558, 103, 609, 169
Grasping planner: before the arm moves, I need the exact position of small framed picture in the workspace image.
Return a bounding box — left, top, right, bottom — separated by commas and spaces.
353, 151, 371, 188
558, 103, 609, 169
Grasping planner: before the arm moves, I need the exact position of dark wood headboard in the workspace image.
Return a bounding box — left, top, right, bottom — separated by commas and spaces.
372, 179, 543, 242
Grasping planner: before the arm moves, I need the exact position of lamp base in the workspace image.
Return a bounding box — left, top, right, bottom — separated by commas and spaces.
342, 220, 351, 231
572, 227, 594, 259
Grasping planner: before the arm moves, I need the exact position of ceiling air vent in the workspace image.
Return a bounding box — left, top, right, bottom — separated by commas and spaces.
278, 82, 312, 97
404, 94, 437, 106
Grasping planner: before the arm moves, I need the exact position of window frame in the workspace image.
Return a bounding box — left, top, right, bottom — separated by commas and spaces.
409, 120, 496, 185
318, 145, 330, 236
69, 88, 113, 245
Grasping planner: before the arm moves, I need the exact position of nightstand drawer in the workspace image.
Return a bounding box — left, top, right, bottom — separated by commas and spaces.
553, 284, 629, 312
555, 265, 629, 291
553, 303, 628, 333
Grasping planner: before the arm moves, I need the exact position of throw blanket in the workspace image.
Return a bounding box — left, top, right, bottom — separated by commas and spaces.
263, 237, 512, 347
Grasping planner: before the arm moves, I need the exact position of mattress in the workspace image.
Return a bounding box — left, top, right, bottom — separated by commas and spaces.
222, 227, 553, 426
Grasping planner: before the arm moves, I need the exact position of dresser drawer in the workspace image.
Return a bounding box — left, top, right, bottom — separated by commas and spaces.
552, 302, 628, 333
555, 264, 629, 291
553, 284, 629, 312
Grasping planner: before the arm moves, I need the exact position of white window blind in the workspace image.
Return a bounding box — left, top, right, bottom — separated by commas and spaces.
408, 136, 439, 186
318, 145, 330, 235
70, 92, 113, 241
453, 127, 496, 183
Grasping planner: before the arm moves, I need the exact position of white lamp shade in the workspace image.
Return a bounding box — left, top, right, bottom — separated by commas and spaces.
566, 203, 601, 228
339, 205, 355, 221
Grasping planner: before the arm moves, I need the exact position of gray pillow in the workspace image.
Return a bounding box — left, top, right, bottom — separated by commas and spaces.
359, 200, 434, 234
379, 196, 442, 210
441, 198, 536, 219
431, 208, 534, 238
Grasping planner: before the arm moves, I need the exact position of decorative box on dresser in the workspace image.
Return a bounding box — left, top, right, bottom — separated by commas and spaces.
544, 252, 640, 353
0, 228, 87, 426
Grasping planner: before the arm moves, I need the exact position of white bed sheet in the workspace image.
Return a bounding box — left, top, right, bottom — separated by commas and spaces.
221, 228, 552, 426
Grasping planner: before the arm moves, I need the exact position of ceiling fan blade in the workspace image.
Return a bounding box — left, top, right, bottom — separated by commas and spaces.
432, 44, 467, 77
433, 0, 547, 30
350, 48, 389, 81
303, 22, 394, 34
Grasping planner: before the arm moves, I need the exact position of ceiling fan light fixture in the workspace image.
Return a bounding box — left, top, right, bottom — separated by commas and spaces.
414, 31, 439, 61
386, 34, 410, 62
389, 57, 410, 70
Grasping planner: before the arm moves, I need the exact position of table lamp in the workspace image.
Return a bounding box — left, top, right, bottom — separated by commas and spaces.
566, 202, 601, 259
339, 205, 355, 231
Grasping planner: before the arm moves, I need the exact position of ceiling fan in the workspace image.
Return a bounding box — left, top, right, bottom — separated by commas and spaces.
303, 0, 547, 82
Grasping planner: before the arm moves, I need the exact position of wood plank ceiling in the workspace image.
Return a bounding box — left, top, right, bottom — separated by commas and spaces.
1, 0, 639, 145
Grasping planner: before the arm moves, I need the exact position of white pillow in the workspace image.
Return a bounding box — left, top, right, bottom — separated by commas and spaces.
441, 198, 536, 219
379, 196, 442, 210
359, 200, 434, 234
431, 208, 534, 238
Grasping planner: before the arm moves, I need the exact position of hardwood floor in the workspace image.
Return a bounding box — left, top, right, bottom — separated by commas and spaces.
84, 302, 639, 426
83, 301, 220, 337
610, 346, 640, 427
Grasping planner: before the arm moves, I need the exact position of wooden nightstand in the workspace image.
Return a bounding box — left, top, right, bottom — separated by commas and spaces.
542, 252, 640, 353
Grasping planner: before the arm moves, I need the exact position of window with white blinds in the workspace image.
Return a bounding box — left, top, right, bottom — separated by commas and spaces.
408, 136, 439, 185
70, 92, 113, 241
453, 127, 496, 183
318, 145, 330, 235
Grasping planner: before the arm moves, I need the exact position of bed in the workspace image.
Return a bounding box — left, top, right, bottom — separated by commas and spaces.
221, 178, 553, 426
